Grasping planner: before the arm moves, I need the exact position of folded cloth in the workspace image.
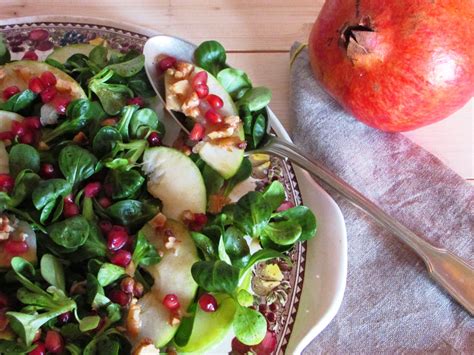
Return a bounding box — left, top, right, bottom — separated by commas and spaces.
289, 43, 473, 353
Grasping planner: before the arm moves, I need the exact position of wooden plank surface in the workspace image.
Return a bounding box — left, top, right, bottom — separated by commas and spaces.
0, 0, 472, 181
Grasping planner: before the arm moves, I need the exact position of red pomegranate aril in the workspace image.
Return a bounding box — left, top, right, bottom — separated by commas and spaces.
276, 200, 294, 212
194, 213, 208, 226
29, 342, 46, 355
147, 131, 161, 147
162, 294, 180, 311
0, 131, 14, 141
29, 29, 49, 42
57, 311, 72, 324
110, 249, 132, 267
158, 56, 177, 72
252, 330, 277, 354
11, 121, 25, 137
52, 96, 71, 114
133, 281, 144, 298
84, 182, 101, 198
194, 84, 209, 99
24, 116, 41, 130
107, 228, 128, 251
40, 86, 57, 103
19, 131, 35, 145
258, 304, 267, 314
109, 289, 131, 307
192, 71, 208, 87
127, 96, 145, 107
22, 51, 38, 61
98, 196, 112, 208
39, 163, 55, 179
207, 94, 224, 109
231, 337, 251, 354
99, 220, 113, 234
28, 77, 45, 94
120, 277, 135, 294
45, 330, 64, 354
4, 240, 28, 255
269, 303, 277, 312
40, 71, 57, 87
2, 86, 20, 100
199, 293, 218, 312
205, 109, 222, 124
64, 194, 74, 204
0, 174, 14, 193
63, 202, 80, 218
189, 123, 205, 141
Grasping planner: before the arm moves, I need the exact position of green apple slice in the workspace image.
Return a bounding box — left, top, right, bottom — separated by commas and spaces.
133, 220, 199, 348
0, 61, 86, 100
0, 111, 23, 174
46, 43, 119, 64
164, 66, 245, 179
142, 146, 206, 220
176, 294, 237, 352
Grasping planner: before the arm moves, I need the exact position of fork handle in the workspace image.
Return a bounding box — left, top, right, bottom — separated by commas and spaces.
254, 135, 474, 314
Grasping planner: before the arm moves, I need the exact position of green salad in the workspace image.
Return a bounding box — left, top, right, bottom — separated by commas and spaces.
0, 37, 317, 354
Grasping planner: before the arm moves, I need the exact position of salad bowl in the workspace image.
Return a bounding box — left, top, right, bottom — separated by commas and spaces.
0, 16, 347, 354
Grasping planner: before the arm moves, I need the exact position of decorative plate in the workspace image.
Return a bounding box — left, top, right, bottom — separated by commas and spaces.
0, 16, 347, 354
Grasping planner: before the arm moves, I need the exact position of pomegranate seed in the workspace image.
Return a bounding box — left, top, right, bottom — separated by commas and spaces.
4, 240, 28, 255
45, 330, 64, 353
39, 163, 55, 179
207, 94, 224, 109
194, 84, 209, 99
52, 96, 70, 114
57, 311, 72, 324
127, 97, 145, 107
252, 330, 277, 354
231, 337, 251, 354
266, 311, 276, 322
189, 213, 208, 231
28, 77, 45, 94
2, 86, 20, 100
120, 277, 135, 294
110, 249, 132, 267
29, 342, 46, 355
0, 131, 14, 141
199, 293, 218, 312
108, 289, 131, 307
23, 116, 41, 130
98, 196, 112, 208
64, 194, 74, 204
162, 294, 180, 311
205, 109, 222, 124
0, 174, 14, 193
11, 121, 25, 137
157, 56, 176, 72
123, 235, 134, 251
19, 131, 35, 145
22, 51, 38, 61
107, 228, 128, 251
269, 303, 277, 312
189, 123, 205, 141
147, 131, 161, 147
84, 182, 101, 198
63, 202, 80, 218
133, 281, 144, 298
0, 292, 9, 308
192, 71, 208, 87
40, 71, 57, 87
258, 304, 267, 313
29, 29, 49, 42
276, 200, 295, 212
99, 220, 113, 235
40, 86, 57, 103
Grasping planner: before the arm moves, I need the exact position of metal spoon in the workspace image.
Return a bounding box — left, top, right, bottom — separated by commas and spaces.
143, 35, 474, 315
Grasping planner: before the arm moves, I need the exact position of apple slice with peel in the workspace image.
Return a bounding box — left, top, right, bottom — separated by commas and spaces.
142, 146, 206, 220
132, 220, 199, 348
176, 294, 237, 352
164, 66, 245, 179
0, 111, 23, 174
47, 44, 119, 64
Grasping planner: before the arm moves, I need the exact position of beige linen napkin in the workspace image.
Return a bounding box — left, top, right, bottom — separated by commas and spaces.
289, 43, 473, 353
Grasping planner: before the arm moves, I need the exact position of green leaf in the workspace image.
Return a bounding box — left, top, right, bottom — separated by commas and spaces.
127, 70, 156, 98
0, 340, 35, 354
239, 87, 272, 112
233, 305, 267, 345
86, 273, 110, 309
236, 289, 254, 307
0, 34, 11, 65
9, 170, 40, 207
201, 163, 224, 197
191, 260, 239, 295
46, 215, 90, 249
218, 236, 232, 265
92, 126, 122, 157
272, 206, 317, 241
40, 254, 65, 292
194, 40, 227, 76
71, 222, 107, 261
8, 144, 40, 178
107, 54, 145, 77
262, 181, 286, 212
32, 179, 71, 210
252, 113, 266, 148
190, 232, 217, 261
217, 68, 252, 100
233, 191, 272, 239
97, 263, 126, 287
79, 315, 101, 332
116, 105, 139, 140
263, 220, 302, 246
59, 145, 98, 186
106, 169, 144, 200
88, 69, 133, 115
89, 45, 108, 69
132, 230, 161, 267
0, 90, 36, 113
105, 199, 158, 228
65, 343, 82, 355
130, 108, 160, 139
222, 226, 250, 268
224, 158, 252, 196
174, 303, 197, 348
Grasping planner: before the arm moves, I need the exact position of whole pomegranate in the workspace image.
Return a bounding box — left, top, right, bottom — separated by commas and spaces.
308, 0, 474, 132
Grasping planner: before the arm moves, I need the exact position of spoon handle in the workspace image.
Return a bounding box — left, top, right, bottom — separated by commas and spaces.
254, 135, 474, 314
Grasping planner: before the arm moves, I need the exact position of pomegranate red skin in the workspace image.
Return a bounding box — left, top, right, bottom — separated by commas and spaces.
308, 0, 474, 132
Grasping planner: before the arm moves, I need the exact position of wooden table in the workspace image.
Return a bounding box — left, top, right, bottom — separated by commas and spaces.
1, 0, 472, 185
